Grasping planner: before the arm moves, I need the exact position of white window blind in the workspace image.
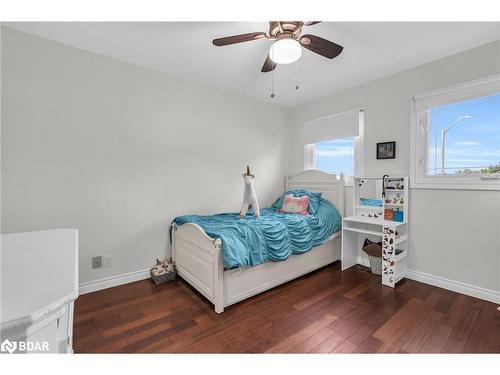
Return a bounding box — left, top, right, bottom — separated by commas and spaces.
303, 109, 364, 145
413, 74, 499, 111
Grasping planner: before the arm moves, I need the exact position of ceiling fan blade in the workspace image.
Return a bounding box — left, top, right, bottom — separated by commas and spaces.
303, 21, 321, 26
212, 32, 266, 46
299, 34, 343, 59
261, 54, 277, 73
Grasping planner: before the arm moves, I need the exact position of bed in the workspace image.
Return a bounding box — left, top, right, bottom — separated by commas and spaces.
171, 170, 345, 313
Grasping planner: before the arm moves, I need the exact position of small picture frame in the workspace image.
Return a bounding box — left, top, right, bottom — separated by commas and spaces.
376, 141, 396, 159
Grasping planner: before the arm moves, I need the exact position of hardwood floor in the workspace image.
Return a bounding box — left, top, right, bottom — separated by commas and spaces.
73, 263, 500, 353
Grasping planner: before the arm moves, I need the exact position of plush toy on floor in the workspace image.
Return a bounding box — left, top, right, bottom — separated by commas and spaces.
151, 258, 168, 276
151, 258, 175, 276
150, 258, 176, 284
240, 165, 260, 219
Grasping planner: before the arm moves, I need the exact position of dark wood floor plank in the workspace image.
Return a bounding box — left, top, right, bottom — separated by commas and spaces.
331, 339, 358, 353
440, 302, 481, 353
265, 312, 338, 353
293, 284, 344, 310
343, 277, 379, 299
463, 303, 495, 353
73, 262, 500, 353
484, 307, 500, 353
376, 292, 443, 351
418, 294, 467, 353
372, 297, 424, 343
287, 327, 335, 353
354, 336, 384, 353
402, 310, 444, 353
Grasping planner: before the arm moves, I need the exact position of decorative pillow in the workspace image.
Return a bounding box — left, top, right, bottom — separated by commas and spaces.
272, 189, 322, 215
279, 195, 310, 215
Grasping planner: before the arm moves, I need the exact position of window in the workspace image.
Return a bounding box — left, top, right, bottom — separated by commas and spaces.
427, 94, 499, 176
303, 109, 364, 180
411, 75, 500, 190
307, 138, 355, 175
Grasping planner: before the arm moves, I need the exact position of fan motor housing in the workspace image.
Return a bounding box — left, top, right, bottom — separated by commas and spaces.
269, 21, 303, 39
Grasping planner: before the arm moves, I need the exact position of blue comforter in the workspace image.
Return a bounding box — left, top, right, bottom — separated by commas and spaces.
172, 198, 341, 269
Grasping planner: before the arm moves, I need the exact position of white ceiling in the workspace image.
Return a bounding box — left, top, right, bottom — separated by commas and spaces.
5, 22, 500, 107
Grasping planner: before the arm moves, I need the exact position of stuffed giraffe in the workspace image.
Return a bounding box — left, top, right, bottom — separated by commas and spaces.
240, 166, 260, 219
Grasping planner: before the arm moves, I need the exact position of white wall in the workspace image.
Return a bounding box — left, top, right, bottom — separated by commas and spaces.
1, 28, 288, 284
289, 40, 500, 293
2, 26, 499, 296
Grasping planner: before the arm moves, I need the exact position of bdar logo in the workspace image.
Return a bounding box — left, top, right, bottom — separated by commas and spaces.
1, 339, 17, 354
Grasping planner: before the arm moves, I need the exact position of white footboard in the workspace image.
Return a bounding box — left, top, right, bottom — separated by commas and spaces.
171, 223, 224, 313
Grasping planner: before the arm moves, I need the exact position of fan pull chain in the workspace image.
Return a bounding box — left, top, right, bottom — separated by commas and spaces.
270, 69, 275, 98
295, 60, 300, 90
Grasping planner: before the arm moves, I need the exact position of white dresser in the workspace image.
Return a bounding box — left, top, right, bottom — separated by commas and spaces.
1, 229, 78, 354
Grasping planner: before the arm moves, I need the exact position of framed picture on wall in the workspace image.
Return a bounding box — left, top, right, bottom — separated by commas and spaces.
376, 141, 396, 159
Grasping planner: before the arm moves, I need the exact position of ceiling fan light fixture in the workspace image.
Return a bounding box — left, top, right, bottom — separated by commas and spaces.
269, 39, 302, 64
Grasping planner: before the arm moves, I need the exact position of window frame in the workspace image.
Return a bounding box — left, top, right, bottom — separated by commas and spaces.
410, 75, 500, 191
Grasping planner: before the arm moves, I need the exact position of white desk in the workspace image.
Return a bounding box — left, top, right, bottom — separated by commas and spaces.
341, 216, 408, 287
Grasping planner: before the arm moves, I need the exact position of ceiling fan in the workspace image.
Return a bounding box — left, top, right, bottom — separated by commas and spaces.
212, 21, 343, 73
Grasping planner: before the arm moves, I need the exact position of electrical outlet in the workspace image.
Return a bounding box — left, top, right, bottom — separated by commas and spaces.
103, 255, 112, 268
92, 256, 102, 269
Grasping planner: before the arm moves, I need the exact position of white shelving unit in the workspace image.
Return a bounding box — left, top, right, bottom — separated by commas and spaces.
353, 176, 408, 223
342, 176, 409, 288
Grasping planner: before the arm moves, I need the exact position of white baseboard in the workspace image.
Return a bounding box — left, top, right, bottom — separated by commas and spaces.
78, 265, 500, 306
406, 269, 500, 305
79, 269, 150, 295
357, 256, 499, 304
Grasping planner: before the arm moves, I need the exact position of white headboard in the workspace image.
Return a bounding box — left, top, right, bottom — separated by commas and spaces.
286, 170, 345, 217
